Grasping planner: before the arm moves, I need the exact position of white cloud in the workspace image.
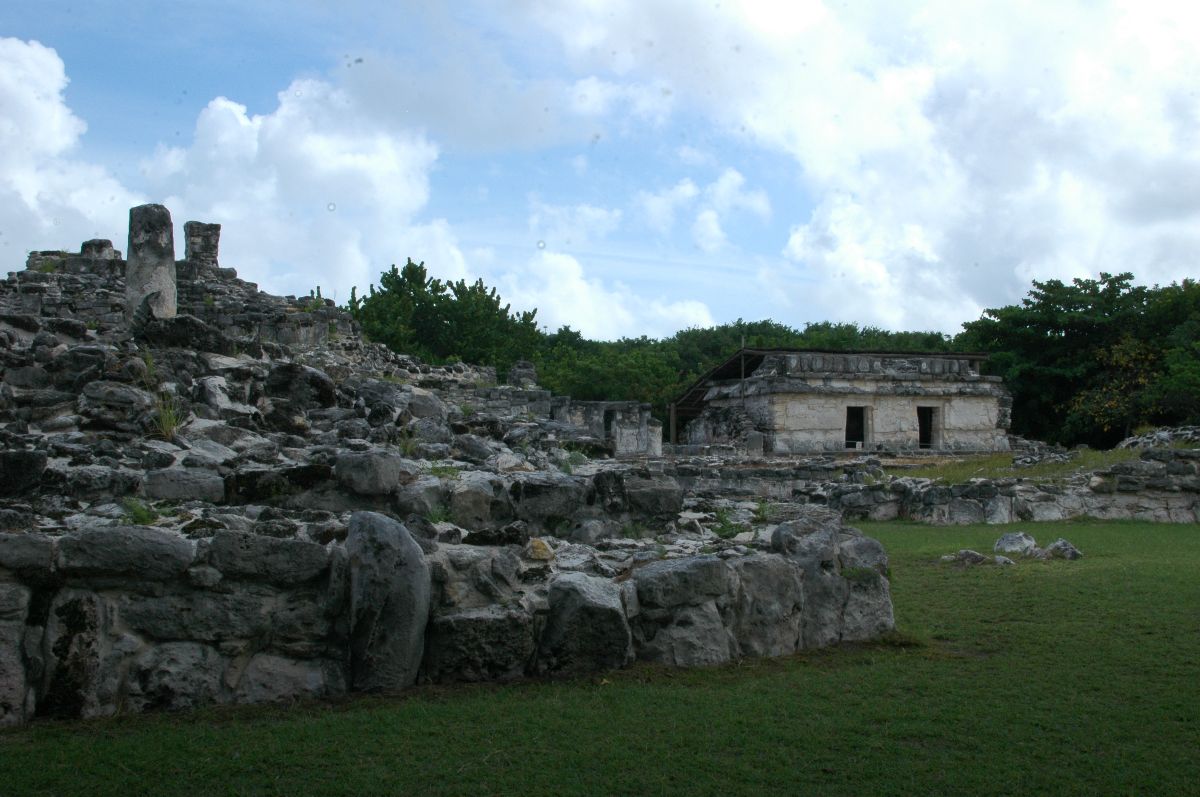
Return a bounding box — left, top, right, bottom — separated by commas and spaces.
498, 251, 713, 339
705, 168, 771, 219
0, 38, 141, 258
677, 145, 716, 167
568, 76, 674, 125
527, 0, 1200, 330
633, 179, 699, 233
691, 209, 726, 253
139, 79, 442, 300
528, 199, 622, 249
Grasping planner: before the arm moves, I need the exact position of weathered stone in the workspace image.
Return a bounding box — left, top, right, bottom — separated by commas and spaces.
1044, 538, 1083, 560
624, 475, 683, 518
0, 532, 54, 575
206, 531, 329, 585
233, 654, 341, 703
335, 450, 419, 496
450, 471, 510, 530
142, 468, 226, 503
726, 555, 804, 657
345, 512, 430, 691
994, 531, 1038, 556
407, 387, 446, 421
633, 556, 731, 609
265, 363, 337, 409
421, 606, 535, 682
0, 582, 32, 726
538, 572, 632, 673
183, 221, 221, 267
77, 380, 154, 429
124, 642, 224, 712
632, 600, 732, 667
58, 526, 193, 581
0, 450, 47, 496
126, 204, 177, 321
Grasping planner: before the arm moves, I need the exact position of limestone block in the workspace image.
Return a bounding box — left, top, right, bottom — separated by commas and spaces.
345, 512, 430, 691
126, 204, 177, 321
725, 555, 804, 658
537, 572, 633, 673
58, 525, 194, 581
124, 642, 225, 712
205, 531, 330, 585
421, 606, 536, 682
142, 467, 225, 503
0, 582, 32, 726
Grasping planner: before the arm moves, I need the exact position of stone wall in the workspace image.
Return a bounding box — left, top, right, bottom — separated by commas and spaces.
0, 508, 893, 726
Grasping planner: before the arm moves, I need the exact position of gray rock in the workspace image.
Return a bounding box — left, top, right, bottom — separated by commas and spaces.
450, 471, 510, 530
994, 531, 1038, 556
509, 471, 589, 529
538, 572, 633, 673
335, 450, 419, 496
633, 555, 731, 609
0, 582, 32, 726
632, 600, 732, 667
452, 434, 494, 464
265, 363, 337, 409
0, 450, 47, 497
394, 475, 446, 518
1044, 538, 1083, 560
58, 526, 193, 581
77, 380, 154, 430
624, 474, 684, 518
345, 512, 430, 691
0, 532, 54, 574
421, 606, 535, 682
142, 467, 225, 503
206, 531, 330, 585
407, 387, 446, 421
124, 642, 224, 712
233, 653, 342, 703
726, 555, 803, 657
941, 549, 990, 565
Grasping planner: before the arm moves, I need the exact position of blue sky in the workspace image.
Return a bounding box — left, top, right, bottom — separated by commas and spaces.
3, 1, 1200, 339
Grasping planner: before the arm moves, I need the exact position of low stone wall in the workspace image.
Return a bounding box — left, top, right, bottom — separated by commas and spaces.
0, 508, 893, 726
828, 449, 1200, 524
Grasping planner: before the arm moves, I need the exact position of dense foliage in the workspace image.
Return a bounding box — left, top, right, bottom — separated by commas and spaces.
347, 262, 1199, 448
347, 260, 541, 376
956, 273, 1200, 447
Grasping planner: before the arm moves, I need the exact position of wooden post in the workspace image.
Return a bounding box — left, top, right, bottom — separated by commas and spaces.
669, 402, 677, 445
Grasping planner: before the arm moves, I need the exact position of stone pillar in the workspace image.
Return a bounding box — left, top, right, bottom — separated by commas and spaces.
183, 221, 221, 268
125, 204, 177, 321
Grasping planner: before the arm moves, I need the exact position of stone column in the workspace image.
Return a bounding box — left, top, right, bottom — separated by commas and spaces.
183, 221, 221, 268
126, 204, 177, 321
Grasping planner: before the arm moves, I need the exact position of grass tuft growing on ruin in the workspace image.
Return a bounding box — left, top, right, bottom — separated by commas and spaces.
2, 520, 1197, 796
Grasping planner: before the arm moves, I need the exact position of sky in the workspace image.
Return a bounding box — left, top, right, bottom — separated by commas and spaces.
2, 1, 1199, 340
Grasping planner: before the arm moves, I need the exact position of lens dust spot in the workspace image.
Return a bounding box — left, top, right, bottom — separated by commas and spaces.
327, 203, 337, 212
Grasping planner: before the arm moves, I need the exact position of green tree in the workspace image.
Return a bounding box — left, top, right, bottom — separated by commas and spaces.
348, 259, 540, 376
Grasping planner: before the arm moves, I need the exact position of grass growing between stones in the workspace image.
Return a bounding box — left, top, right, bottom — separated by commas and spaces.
884, 447, 1140, 482
2, 520, 1198, 796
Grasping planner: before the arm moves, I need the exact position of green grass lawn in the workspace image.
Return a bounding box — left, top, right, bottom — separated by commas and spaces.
3, 520, 1198, 796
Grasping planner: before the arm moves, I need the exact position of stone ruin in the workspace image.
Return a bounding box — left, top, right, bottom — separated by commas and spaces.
0, 206, 896, 725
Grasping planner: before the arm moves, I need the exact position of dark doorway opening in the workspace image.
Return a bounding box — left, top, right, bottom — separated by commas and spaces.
917, 406, 936, 449
845, 406, 865, 449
